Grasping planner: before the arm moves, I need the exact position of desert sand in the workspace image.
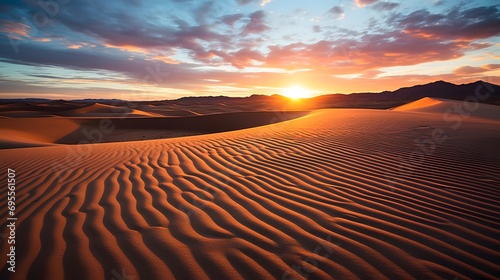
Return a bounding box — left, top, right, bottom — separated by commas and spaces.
0, 98, 499, 279
0, 101, 309, 149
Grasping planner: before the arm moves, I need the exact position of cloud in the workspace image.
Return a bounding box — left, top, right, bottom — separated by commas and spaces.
227, 48, 265, 68
360, 70, 383, 78
1, 0, 499, 100
327, 6, 344, 18
0, 0, 240, 62
58, 11, 223, 52
192, 47, 265, 69
0, 19, 30, 39
235, 0, 271, 5
261, 28, 491, 73
2, 1, 498, 75
354, 0, 379, 7
453, 64, 500, 75
3, 64, 498, 100
0, 0, 272, 70
242, 10, 270, 35
220, 13, 244, 26
33, 1, 245, 63
260, 0, 272, 6
391, 6, 500, 40
371, 2, 399, 11
194, 1, 218, 25
236, 0, 256, 4
0, 40, 194, 86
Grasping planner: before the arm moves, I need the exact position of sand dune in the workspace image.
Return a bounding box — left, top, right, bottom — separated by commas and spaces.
393, 97, 500, 121
0, 118, 80, 148
0, 102, 87, 118
59, 103, 162, 117
0, 106, 499, 279
138, 106, 201, 117
0, 111, 309, 149
0, 102, 162, 118
0, 99, 300, 118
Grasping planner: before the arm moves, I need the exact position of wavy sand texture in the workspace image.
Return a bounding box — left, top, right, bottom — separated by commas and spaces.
0, 108, 499, 280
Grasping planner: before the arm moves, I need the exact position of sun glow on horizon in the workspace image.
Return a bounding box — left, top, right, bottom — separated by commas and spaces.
282, 86, 312, 100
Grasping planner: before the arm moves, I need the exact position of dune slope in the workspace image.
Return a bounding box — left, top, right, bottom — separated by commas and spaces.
60, 103, 161, 117
0, 108, 499, 280
393, 97, 500, 121
0, 111, 309, 149
0, 118, 80, 148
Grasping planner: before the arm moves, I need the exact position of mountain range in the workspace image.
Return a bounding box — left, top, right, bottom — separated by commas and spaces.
1, 80, 499, 110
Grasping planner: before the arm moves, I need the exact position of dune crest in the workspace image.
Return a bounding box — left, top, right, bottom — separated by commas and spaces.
0, 111, 309, 149
393, 97, 500, 121
62, 103, 161, 117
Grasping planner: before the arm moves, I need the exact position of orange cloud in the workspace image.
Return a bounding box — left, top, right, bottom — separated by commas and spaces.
0, 20, 30, 39
103, 43, 151, 53
150, 55, 179, 64
261, 32, 481, 74
33, 38, 52, 42
68, 44, 82, 49
454, 64, 500, 75
354, 0, 379, 7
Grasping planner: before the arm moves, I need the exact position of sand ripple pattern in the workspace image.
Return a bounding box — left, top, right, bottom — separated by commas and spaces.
1, 109, 499, 280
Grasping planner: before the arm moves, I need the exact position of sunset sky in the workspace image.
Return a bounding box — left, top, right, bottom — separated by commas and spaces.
0, 0, 499, 100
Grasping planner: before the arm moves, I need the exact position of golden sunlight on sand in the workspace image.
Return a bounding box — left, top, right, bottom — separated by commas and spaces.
0, 98, 499, 279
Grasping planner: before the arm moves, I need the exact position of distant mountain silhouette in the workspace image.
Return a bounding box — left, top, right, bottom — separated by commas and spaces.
307, 80, 500, 109
1, 80, 499, 109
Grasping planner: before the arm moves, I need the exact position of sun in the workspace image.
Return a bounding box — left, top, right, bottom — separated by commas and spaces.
282, 86, 312, 100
